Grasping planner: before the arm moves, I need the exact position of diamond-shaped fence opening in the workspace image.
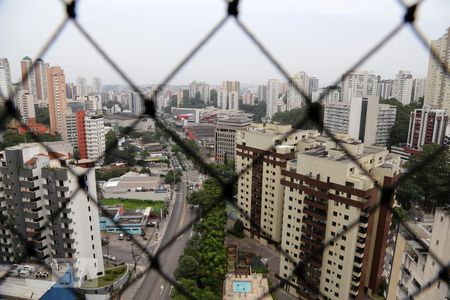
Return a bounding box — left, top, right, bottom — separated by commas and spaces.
0, 0, 449, 299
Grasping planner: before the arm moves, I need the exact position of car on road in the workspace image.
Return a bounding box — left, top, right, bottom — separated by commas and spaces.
118, 233, 125, 240
126, 234, 132, 241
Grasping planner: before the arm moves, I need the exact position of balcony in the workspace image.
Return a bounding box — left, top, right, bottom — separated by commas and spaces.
24, 211, 39, 220
60, 218, 72, 224
301, 226, 325, 240
60, 227, 74, 234
303, 207, 327, 221
20, 181, 37, 189
350, 284, 359, 296
21, 191, 37, 199
62, 237, 75, 244
65, 248, 76, 254
301, 236, 322, 249
302, 217, 326, 231
304, 198, 327, 211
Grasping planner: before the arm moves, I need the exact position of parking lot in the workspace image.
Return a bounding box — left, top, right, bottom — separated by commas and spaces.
102, 225, 158, 266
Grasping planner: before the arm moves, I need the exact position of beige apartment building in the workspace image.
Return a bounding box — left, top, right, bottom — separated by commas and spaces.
278, 138, 400, 299
214, 116, 251, 163
386, 207, 450, 300
235, 123, 320, 244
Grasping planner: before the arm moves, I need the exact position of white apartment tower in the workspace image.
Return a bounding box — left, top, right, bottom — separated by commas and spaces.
279, 138, 400, 299
266, 79, 279, 119
84, 114, 106, 162
258, 85, 267, 103
189, 81, 210, 103
15, 90, 36, 125
341, 71, 379, 102
76, 76, 88, 97
287, 72, 310, 110
218, 90, 239, 110
392, 70, 413, 105
324, 96, 396, 146
21, 56, 37, 96
0, 58, 12, 102
0, 142, 104, 287
131, 91, 144, 115
424, 27, 450, 113
92, 77, 102, 94
412, 78, 426, 103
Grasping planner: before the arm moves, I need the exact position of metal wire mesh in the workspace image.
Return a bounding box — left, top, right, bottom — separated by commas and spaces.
0, 0, 449, 299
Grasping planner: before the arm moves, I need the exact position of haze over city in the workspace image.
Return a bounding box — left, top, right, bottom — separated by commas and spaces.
1, 0, 450, 85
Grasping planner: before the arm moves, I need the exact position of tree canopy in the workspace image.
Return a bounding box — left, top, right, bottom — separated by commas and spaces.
239, 101, 266, 122
271, 105, 323, 129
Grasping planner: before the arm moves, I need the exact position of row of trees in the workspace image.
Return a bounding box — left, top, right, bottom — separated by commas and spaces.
173, 178, 227, 300
0, 129, 61, 150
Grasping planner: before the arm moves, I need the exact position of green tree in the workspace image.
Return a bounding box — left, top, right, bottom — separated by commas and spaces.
35, 106, 50, 125
165, 170, 182, 185
174, 256, 200, 281
231, 219, 244, 237
239, 101, 266, 122
397, 144, 450, 212
272, 106, 323, 129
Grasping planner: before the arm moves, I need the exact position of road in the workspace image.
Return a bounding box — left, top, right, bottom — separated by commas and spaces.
134, 175, 197, 300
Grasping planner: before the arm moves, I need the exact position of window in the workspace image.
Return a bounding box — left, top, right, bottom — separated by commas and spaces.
333, 211, 337, 216
344, 215, 349, 220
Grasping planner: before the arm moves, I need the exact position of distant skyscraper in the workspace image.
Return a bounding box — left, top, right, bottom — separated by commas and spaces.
392, 70, 413, 105
217, 90, 239, 110
189, 81, 210, 103
424, 27, 450, 113
341, 71, 379, 102
287, 72, 310, 110
75, 110, 106, 161
66, 82, 75, 99
15, 90, 36, 125
308, 76, 319, 95
92, 77, 102, 94
20, 56, 36, 96
242, 89, 254, 105
47, 66, 68, 134
378, 79, 394, 99
266, 79, 279, 118
222, 80, 240, 94
130, 91, 144, 115
258, 85, 267, 103
412, 78, 426, 103
0, 58, 12, 101
311, 87, 340, 103
34, 58, 49, 101
76, 76, 88, 97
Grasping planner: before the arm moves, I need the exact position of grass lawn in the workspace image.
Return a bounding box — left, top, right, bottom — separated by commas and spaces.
100, 198, 165, 212
82, 265, 127, 288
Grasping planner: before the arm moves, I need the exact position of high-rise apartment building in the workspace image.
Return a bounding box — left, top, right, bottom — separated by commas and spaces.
324, 96, 396, 146
235, 124, 321, 244
258, 85, 267, 103
218, 90, 239, 110
34, 58, 49, 101
266, 79, 279, 119
47, 66, 68, 134
386, 207, 450, 300
412, 78, 426, 103
223, 80, 240, 94
214, 116, 251, 163
424, 27, 450, 113
15, 90, 36, 125
189, 81, 210, 103
0, 142, 104, 286
242, 90, 254, 105
378, 79, 394, 100
311, 87, 340, 103
131, 91, 144, 115
406, 105, 448, 149
20, 56, 36, 96
341, 71, 379, 102
392, 71, 413, 105
0, 58, 12, 102
92, 77, 102, 94
309, 77, 319, 96
279, 138, 400, 299
71, 110, 106, 162
287, 72, 310, 110
62, 110, 79, 152
76, 76, 88, 97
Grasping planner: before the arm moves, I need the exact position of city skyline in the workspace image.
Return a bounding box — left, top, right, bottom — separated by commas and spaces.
1, 0, 450, 86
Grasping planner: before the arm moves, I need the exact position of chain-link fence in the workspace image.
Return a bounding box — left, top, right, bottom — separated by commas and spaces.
0, 0, 449, 299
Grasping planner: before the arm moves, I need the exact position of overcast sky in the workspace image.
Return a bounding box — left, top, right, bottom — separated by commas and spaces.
1, 0, 449, 87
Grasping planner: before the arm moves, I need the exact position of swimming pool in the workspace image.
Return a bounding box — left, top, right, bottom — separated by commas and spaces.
233, 281, 252, 293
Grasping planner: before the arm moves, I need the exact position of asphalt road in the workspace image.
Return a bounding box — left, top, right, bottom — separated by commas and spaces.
134, 176, 197, 300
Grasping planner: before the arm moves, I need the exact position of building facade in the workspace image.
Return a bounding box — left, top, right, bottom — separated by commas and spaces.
47, 66, 68, 134
0, 58, 12, 102
287, 72, 310, 110
406, 105, 448, 149
341, 71, 379, 102
214, 117, 251, 163
20, 56, 37, 96
279, 138, 400, 299
412, 78, 426, 103
0, 142, 104, 287
235, 124, 321, 244
386, 207, 450, 300
424, 27, 450, 113
266, 79, 279, 119
392, 71, 413, 105
34, 58, 49, 101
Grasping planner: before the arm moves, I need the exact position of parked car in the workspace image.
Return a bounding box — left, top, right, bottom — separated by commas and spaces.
126, 234, 132, 241
23, 265, 35, 273
9, 269, 19, 276
19, 270, 31, 278
118, 233, 124, 240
